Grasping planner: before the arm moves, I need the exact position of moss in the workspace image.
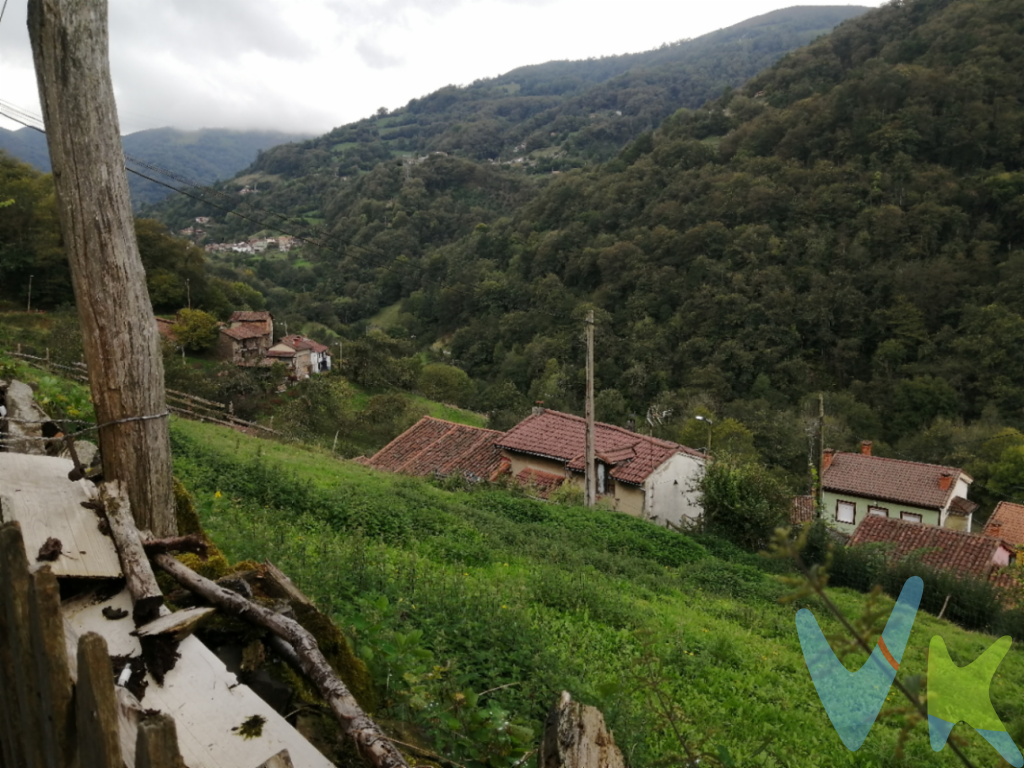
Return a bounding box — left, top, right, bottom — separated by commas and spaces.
289, 600, 378, 715
177, 552, 231, 581
173, 477, 203, 536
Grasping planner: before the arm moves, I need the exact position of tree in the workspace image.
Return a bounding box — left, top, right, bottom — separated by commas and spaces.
698, 458, 791, 551
171, 309, 219, 352
418, 363, 474, 406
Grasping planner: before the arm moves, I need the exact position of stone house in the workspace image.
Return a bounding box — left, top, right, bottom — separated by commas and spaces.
217, 310, 273, 366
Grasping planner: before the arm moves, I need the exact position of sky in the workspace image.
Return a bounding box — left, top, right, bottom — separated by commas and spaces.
0, 0, 886, 138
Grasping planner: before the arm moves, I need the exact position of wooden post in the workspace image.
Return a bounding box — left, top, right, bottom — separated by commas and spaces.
29, 567, 75, 768
817, 393, 825, 514
135, 712, 185, 768
76, 633, 123, 768
584, 310, 596, 508
28, 0, 177, 536
0, 528, 23, 768
0, 523, 46, 768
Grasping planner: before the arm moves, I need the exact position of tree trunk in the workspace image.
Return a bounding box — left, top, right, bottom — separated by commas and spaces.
541, 692, 624, 768
27, 0, 176, 536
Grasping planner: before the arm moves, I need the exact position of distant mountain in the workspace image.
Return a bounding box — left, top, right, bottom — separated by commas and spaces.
0, 126, 310, 208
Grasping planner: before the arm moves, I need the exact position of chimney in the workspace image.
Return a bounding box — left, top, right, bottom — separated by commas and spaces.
990, 521, 1003, 536
939, 471, 953, 492
823, 449, 835, 473
532, 406, 545, 417
860, 440, 873, 456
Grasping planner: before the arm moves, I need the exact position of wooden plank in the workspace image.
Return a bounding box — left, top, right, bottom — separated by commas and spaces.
261, 562, 312, 607
76, 633, 124, 768
29, 566, 74, 768
135, 711, 185, 768
0, 523, 46, 768
136, 607, 215, 641
0, 454, 122, 579
0, 526, 24, 768
98, 482, 163, 624
63, 589, 334, 768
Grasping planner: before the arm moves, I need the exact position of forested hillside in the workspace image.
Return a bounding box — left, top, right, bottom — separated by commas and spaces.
0, 125, 309, 207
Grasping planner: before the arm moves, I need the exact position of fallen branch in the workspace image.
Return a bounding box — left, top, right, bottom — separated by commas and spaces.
141, 535, 208, 559
100, 482, 164, 624
153, 553, 410, 768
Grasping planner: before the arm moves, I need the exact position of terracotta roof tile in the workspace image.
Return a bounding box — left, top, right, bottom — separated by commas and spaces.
281, 334, 330, 354
823, 453, 967, 510
849, 516, 1013, 580
791, 495, 816, 524
366, 417, 506, 481
496, 409, 702, 486
220, 323, 268, 341
984, 502, 1024, 547
947, 496, 979, 517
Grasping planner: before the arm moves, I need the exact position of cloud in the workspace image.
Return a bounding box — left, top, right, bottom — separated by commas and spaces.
356, 39, 405, 70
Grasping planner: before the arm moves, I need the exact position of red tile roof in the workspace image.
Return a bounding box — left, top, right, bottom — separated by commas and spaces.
849, 516, 1013, 581
229, 311, 272, 323
823, 452, 968, 511
516, 468, 565, 498
220, 323, 268, 341
280, 334, 330, 354
496, 409, 702, 486
791, 495, 816, 524
365, 417, 506, 481
984, 502, 1024, 547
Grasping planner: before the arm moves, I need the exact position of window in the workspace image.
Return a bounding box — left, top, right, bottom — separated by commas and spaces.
901, 511, 922, 523
868, 506, 889, 518
597, 463, 607, 495
836, 500, 856, 524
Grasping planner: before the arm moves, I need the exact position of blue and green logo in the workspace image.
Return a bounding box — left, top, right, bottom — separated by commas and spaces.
796, 577, 1023, 766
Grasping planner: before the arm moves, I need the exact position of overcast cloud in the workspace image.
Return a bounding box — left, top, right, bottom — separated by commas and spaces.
0, 0, 885, 137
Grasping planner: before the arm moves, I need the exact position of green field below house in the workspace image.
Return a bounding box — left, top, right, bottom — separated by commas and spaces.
170, 416, 1024, 768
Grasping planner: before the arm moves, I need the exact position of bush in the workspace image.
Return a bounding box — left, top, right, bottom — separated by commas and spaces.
698, 459, 790, 552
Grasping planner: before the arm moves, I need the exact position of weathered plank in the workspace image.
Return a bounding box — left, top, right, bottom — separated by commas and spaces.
29, 566, 74, 768
135, 607, 215, 641
63, 588, 334, 768
99, 482, 162, 624
0, 522, 46, 768
0, 526, 23, 768
135, 711, 185, 768
0, 453, 122, 579
76, 632, 123, 768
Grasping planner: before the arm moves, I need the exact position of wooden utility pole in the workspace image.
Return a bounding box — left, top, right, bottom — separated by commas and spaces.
584, 310, 596, 508
29, 0, 177, 536
817, 392, 825, 514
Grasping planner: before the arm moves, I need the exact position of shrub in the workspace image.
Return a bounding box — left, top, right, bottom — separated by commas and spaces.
698, 459, 790, 551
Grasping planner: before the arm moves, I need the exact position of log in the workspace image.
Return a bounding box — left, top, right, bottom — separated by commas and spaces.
153, 554, 409, 768
541, 692, 624, 768
261, 561, 312, 606
141, 535, 208, 559
100, 483, 164, 624
0, 524, 27, 768
135, 607, 215, 642
76, 633, 123, 768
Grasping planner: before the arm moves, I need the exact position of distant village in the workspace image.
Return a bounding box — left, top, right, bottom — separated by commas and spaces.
177, 216, 299, 255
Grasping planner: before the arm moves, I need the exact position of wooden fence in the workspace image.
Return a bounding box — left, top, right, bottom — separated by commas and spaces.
5, 347, 279, 435
0, 520, 185, 768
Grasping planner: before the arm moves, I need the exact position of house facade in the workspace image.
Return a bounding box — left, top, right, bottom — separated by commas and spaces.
494, 408, 704, 526
266, 343, 313, 379
823, 441, 976, 536
280, 334, 332, 373
217, 310, 274, 366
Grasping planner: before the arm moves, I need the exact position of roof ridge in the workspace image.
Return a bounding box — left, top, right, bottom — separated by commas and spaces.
857, 515, 1009, 547
519, 408, 688, 449
418, 415, 502, 434
833, 451, 963, 474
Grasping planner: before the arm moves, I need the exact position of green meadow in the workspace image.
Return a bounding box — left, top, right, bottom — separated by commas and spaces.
171, 417, 1024, 768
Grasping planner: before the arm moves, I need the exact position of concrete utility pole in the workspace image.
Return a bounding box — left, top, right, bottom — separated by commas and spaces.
29, 0, 177, 536
26, 274, 33, 312
584, 310, 596, 508
817, 392, 825, 514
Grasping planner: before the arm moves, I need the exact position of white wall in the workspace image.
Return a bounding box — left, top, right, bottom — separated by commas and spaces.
643, 452, 704, 527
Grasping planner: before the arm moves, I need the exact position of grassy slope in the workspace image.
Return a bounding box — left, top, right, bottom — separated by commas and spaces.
171, 417, 1024, 768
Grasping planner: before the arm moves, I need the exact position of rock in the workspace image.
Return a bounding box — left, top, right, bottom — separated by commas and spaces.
2, 380, 51, 455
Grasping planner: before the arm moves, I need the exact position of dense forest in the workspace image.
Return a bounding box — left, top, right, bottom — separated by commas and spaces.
4, 0, 1024, 517
0, 125, 309, 208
